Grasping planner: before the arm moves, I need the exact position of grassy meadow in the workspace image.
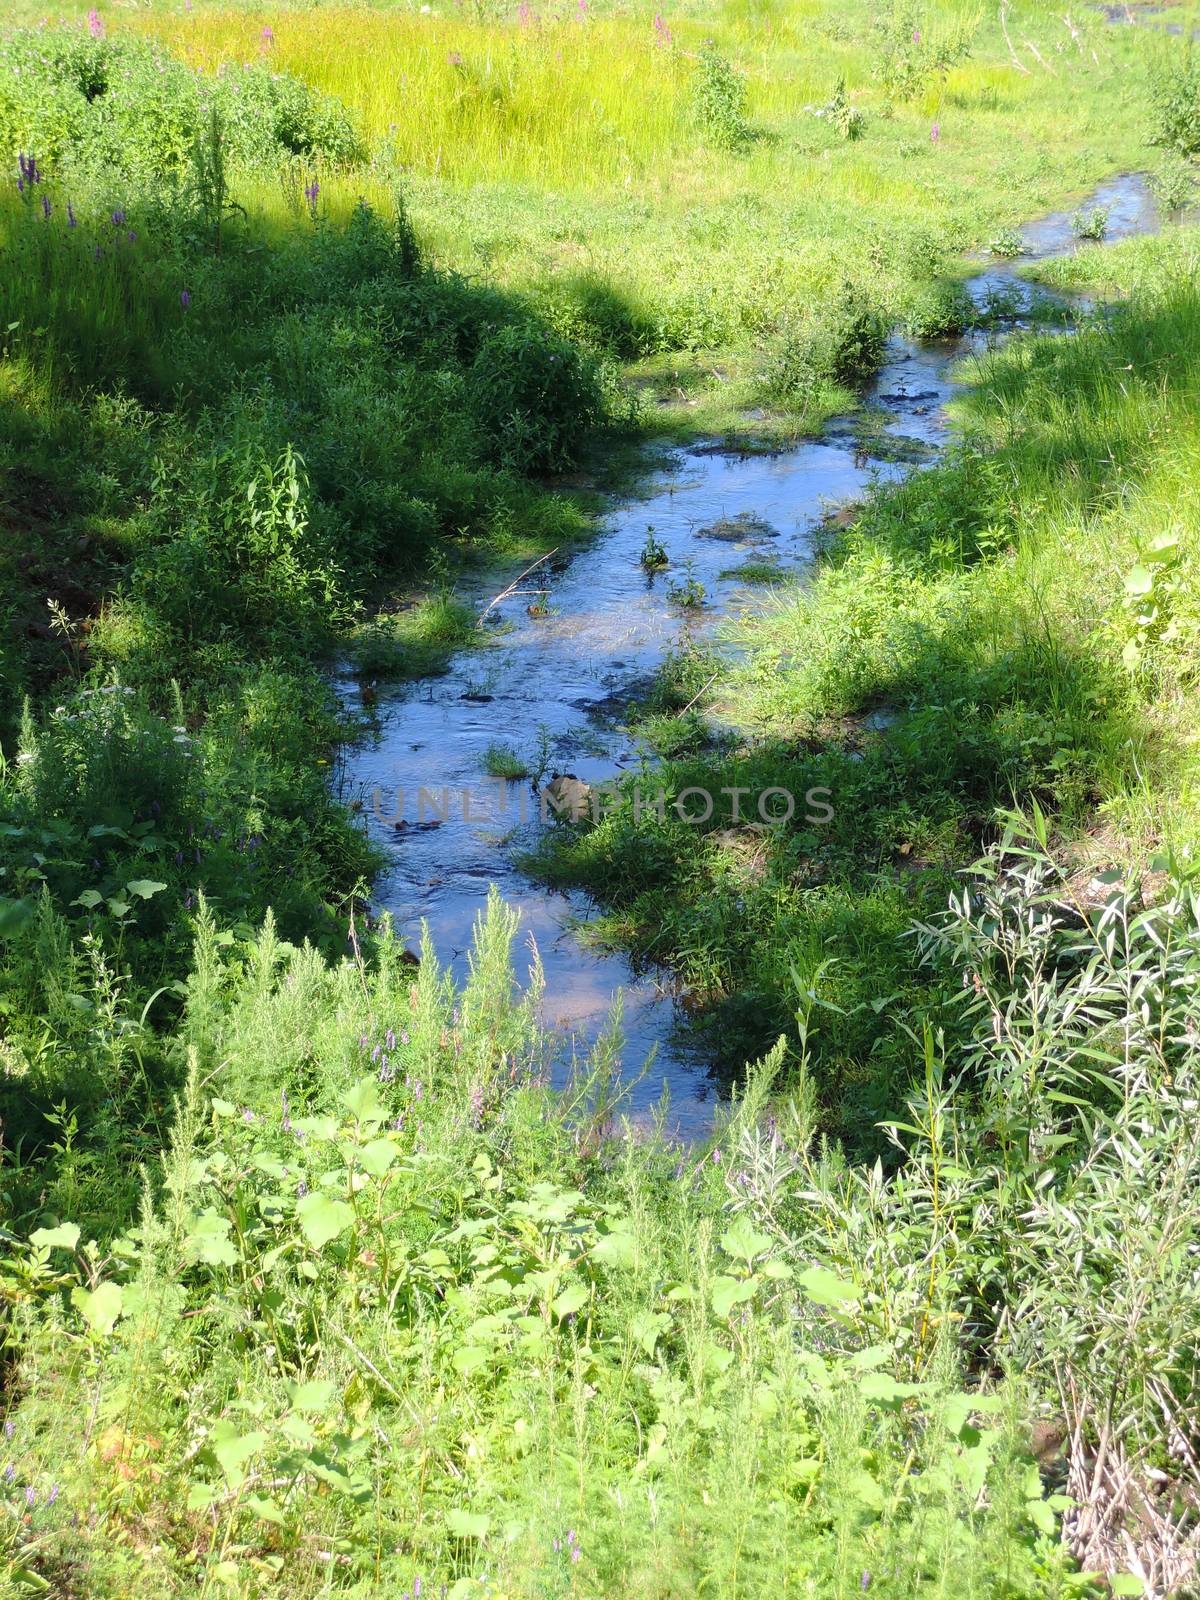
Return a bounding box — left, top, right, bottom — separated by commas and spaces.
4, 1, 1200, 1596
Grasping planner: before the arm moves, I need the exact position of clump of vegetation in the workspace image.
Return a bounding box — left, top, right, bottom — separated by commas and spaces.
640, 526, 669, 570
483, 741, 530, 779
0, 29, 363, 179
1149, 150, 1197, 215
1149, 42, 1200, 155
988, 226, 1025, 258
810, 76, 866, 140
869, 0, 975, 104
761, 283, 888, 412
667, 559, 707, 607
1071, 205, 1108, 241
692, 44, 752, 151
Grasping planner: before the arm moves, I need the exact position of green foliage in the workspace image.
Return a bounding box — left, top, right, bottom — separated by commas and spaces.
1, 894, 1097, 1598
1070, 205, 1108, 242
1149, 43, 1200, 155
761, 282, 888, 411
0, 30, 363, 179
692, 45, 752, 151
869, 1, 975, 104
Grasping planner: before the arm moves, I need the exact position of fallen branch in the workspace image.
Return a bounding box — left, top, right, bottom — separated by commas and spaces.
477, 549, 558, 627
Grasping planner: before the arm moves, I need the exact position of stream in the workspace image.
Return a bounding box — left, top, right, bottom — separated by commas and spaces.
340, 172, 1158, 1140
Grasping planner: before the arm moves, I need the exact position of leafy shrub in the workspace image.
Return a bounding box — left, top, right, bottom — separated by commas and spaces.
905, 278, 976, 339
809, 76, 866, 140
692, 45, 752, 151
468, 322, 607, 472
1070, 205, 1108, 241
0, 30, 363, 180
1149, 150, 1198, 213
1150, 44, 1200, 155
137, 444, 345, 651
870, 1, 975, 103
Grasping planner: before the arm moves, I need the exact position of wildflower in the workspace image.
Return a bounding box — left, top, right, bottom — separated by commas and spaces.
298, 1180, 308, 1198
24, 1486, 34, 1508
111, 209, 125, 227
88, 8, 103, 37
711, 1146, 722, 1164
67, 201, 77, 227
448, 50, 463, 65
41, 195, 50, 219
518, 0, 533, 22
400, 1029, 410, 1045
180, 289, 191, 307
261, 23, 274, 46
17, 153, 42, 190
912, 28, 919, 43
3, 1423, 12, 1442
386, 1029, 395, 1050
930, 122, 940, 143
653, 11, 672, 45
576, 0, 587, 15
3, 1464, 13, 1483
304, 178, 319, 214
48, 1485, 58, 1506
93, 244, 102, 260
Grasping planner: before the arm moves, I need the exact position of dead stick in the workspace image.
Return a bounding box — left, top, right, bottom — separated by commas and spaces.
477, 549, 558, 626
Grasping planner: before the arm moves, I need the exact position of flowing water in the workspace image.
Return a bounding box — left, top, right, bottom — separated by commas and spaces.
340, 173, 1158, 1139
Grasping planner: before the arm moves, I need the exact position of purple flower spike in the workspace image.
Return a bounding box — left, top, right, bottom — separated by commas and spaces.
41, 195, 51, 219
180, 289, 191, 307
88, 8, 103, 38
930, 122, 940, 144
67, 201, 77, 228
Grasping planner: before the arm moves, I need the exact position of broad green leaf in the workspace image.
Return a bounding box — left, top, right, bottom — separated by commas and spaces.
591, 1230, 636, 1269
797, 1265, 860, 1306
552, 1282, 589, 1320
71, 1280, 124, 1337
859, 1372, 921, 1407
711, 1274, 758, 1318
71, 890, 104, 910
452, 1346, 493, 1375
357, 1137, 399, 1177
126, 879, 167, 900
1110, 1576, 1144, 1597
719, 1215, 772, 1264
209, 1422, 268, 1487
287, 1379, 335, 1415
30, 1222, 80, 1253
244, 1494, 286, 1526
296, 1193, 355, 1249
342, 1078, 385, 1126
185, 1209, 238, 1267
1124, 564, 1154, 596
446, 1508, 491, 1540
105, 899, 131, 919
